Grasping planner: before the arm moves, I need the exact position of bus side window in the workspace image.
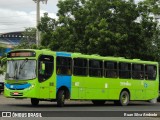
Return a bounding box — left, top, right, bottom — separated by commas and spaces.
119, 62, 131, 79
56, 57, 72, 75
104, 61, 117, 78
145, 65, 157, 80
132, 64, 144, 80
89, 60, 103, 77
73, 58, 88, 76
57, 68, 61, 74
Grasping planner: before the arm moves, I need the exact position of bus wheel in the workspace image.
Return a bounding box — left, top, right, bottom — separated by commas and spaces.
92, 100, 106, 106
57, 90, 65, 107
31, 98, 39, 106
119, 91, 129, 106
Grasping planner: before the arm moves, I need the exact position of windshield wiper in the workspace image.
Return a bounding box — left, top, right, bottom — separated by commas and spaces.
7, 76, 18, 80
20, 59, 28, 69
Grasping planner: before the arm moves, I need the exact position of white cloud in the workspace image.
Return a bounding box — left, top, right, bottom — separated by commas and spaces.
40, 10, 58, 19
0, 8, 57, 33
0, 8, 34, 33
0, 0, 36, 12
0, 0, 59, 12
0, 0, 58, 33
135, 0, 144, 3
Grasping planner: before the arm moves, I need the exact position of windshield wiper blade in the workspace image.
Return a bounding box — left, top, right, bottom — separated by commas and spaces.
7, 76, 18, 80
20, 59, 28, 69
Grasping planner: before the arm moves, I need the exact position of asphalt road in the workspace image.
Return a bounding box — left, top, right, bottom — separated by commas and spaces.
0, 94, 160, 120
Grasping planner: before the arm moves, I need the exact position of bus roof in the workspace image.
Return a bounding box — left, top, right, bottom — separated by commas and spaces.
7, 49, 158, 65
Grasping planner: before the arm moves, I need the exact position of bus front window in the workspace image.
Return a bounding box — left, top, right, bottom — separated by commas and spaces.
6, 60, 36, 80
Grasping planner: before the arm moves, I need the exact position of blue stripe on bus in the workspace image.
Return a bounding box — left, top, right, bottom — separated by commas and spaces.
5, 83, 31, 90
5, 48, 11, 53
56, 52, 71, 57
56, 75, 71, 93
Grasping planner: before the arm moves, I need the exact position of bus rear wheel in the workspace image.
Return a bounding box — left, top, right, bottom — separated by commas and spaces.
119, 91, 130, 106
31, 98, 39, 106
92, 100, 106, 106
57, 90, 65, 107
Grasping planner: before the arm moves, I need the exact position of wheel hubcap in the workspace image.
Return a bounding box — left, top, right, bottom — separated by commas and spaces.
62, 94, 65, 102
122, 94, 127, 103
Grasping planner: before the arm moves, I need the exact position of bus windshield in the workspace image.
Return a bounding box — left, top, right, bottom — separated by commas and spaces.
6, 60, 36, 80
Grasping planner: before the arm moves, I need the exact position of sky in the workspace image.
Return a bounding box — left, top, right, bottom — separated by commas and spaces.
0, 0, 142, 33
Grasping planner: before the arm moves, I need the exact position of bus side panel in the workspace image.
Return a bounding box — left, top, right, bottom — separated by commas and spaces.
84, 77, 109, 100
131, 80, 145, 100
56, 75, 71, 93
145, 80, 159, 100
71, 76, 85, 99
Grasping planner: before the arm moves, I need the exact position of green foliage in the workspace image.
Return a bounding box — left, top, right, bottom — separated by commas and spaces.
38, 0, 159, 61
142, 0, 160, 15
0, 57, 7, 75
15, 27, 37, 49
38, 13, 57, 47
0, 69, 4, 75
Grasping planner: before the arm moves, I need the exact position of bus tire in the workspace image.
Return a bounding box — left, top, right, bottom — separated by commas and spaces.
57, 90, 65, 107
31, 98, 39, 106
92, 100, 106, 106
119, 91, 130, 106
149, 98, 157, 103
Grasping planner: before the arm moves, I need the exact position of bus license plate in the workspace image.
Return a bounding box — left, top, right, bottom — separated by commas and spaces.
13, 92, 19, 95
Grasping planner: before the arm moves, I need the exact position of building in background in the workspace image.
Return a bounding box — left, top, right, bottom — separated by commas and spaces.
0, 31, 23, 57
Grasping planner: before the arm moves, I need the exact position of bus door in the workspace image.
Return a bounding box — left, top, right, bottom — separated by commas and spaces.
56, 56, 72, 98
38, 55, 54, 99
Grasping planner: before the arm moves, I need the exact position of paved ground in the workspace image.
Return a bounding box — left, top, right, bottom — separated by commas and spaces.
0, 94, 160, 120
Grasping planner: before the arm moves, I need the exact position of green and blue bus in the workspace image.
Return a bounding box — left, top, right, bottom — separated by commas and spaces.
4, 49, 159, 106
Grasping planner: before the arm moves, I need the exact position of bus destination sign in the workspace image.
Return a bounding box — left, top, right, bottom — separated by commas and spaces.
7, 51, 36, 57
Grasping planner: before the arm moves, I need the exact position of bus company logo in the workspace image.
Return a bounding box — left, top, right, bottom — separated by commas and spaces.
120, 81, 131, 86
144, 83, 148, 88
2, 112, 11, 117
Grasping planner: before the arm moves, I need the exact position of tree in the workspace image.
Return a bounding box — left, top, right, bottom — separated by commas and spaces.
0, 57, 7, 75
38, 0, 159, 61
38, 13, 57, 48
138, 0, 160, 61
15, 27, 37, 49
142, 0, 160, 15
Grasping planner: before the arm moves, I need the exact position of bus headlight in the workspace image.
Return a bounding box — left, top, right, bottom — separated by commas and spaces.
4, 86, 9, 90
26, 84, 35, 90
